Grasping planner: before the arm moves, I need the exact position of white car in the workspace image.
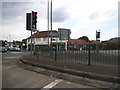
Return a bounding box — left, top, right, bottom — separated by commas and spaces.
14, 47, 21, 51
9, 47, 21, 51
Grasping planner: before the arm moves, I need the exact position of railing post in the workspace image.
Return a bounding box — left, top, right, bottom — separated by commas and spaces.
55, 46, 57, 61
88, 45, 91, 66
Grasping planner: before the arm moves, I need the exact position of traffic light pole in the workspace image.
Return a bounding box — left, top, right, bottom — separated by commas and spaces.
30, 11, 33, 56
26, 11, 37, 57
96, 30, 100, 52
96, 31, 98, 52
30, 30, 33, 56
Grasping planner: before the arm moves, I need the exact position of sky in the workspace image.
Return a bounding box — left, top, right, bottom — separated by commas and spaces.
0, 0, 120, 42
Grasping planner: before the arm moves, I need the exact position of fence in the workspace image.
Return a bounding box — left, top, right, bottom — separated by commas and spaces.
35, 45, 119, 68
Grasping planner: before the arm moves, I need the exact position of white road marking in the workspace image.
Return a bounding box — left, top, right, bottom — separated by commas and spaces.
2, 60, 16, 63
2, 65, 16, 69
11, 52, 23, 54
41, 79, 63, 90
4, 57, 16, 59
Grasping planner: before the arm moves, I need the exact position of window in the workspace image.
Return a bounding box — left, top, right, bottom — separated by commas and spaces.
43, 38, 47, 41
52, 38, 56, 41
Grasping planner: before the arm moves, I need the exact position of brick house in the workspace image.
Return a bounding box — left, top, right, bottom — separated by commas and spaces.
68, 39, 88, 50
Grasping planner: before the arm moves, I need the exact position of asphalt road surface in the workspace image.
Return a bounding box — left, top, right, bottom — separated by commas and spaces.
1, 51, 96, 89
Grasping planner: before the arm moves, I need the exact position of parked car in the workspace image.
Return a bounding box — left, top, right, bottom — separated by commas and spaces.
14, 47, 21, 51
8, 47, 14, 51
0, 47, 8, 52
8, 47, 21, 51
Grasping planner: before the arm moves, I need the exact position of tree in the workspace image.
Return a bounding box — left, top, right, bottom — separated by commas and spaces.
22, 39, 27, 49
105, 41, 119, 50
2, 41, 6, 46
22, 39, 27, 45
0, 40, 7, 47
15, 41, 22, 46
78, 36, 90, 42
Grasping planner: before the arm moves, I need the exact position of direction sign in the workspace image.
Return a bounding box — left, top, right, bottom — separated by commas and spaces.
58, 28, 71, 40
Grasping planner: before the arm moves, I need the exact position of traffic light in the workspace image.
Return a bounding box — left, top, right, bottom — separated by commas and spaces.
26, 13, 31, 30
96, 31, 100, 38
32, 11, 37, 29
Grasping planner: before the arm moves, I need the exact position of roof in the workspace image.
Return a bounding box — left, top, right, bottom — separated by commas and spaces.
69, 39, 87, 45
109, 37, 120, 42
27, 30, 58, 39
7, 42, 13, 44
89, 40, 101, 44
89, 40, 96, 44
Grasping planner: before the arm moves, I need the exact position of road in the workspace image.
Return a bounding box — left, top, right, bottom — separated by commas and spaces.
1, 51, 96, 89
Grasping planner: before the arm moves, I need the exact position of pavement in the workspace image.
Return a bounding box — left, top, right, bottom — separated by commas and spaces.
19, 54, 120, 88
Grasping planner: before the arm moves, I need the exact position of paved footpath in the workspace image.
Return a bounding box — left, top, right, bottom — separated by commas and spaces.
19, 55, 120, 88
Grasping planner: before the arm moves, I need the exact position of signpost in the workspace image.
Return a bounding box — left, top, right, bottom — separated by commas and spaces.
58, 28, 71, 40
58, 28, 71, 50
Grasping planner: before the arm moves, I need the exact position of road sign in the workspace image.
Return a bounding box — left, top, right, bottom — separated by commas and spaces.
58, 28, 71, 40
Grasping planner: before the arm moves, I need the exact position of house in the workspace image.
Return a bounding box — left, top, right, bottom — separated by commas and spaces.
100, 40, 108, 49
109, 37, 120, 42
27, 30, 68, 51
101, 37, 120, 50
7, 42, 13, 47
68, 39, 88, 50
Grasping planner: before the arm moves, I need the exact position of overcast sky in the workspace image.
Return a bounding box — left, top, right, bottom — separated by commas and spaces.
0, 0, 120, 42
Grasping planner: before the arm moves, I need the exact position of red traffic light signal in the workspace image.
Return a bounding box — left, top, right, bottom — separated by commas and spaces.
26, 11, 38, 30
32, 11, 37, 29
33, 12, 37, 16
32, 11, 37, 17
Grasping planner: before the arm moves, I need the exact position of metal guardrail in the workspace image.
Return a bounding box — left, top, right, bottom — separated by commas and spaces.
35, 45, 119, 68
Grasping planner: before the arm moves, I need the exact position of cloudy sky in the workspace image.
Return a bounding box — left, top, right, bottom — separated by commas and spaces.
0, 0, 120, 42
